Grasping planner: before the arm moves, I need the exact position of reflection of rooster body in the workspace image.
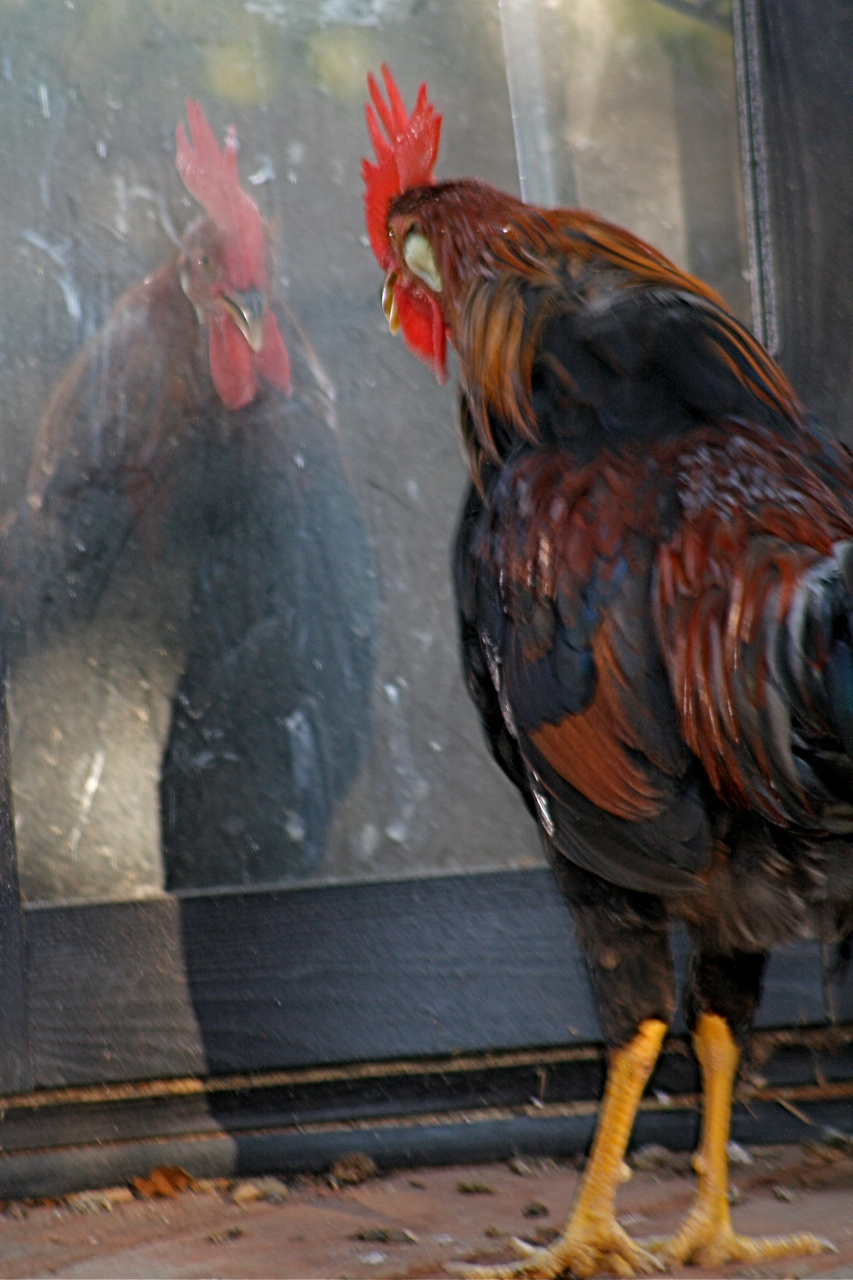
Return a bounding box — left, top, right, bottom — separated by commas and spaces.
161, 302, 375, 887
363, 67, 848, 1276
4, 102, 374, 894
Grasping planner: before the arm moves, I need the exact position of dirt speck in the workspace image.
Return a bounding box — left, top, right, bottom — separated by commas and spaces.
330, 1152, 378, 1185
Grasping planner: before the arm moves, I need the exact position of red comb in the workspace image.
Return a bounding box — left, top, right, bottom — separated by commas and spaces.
362, 65, 441, 270
176, 99, 267, 293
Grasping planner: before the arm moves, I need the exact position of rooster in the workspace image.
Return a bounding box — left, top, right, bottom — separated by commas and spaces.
362, 65, 852, 1277
4, 101, 374, 890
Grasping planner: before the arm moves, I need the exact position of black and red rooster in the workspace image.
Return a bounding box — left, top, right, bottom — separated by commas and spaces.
4, 101, 374, 889
363, 65, 853, 1277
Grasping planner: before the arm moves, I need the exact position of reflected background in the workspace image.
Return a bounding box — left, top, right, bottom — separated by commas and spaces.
0, 0, 751, 904
501, 0, 749, 321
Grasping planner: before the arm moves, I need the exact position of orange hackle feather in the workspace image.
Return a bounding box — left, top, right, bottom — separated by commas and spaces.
450, 202, 805, 456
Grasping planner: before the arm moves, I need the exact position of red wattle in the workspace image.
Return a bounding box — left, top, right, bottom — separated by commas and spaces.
397, 283, 447, 384
209, 313, 257, 410
257, 311, 291, 393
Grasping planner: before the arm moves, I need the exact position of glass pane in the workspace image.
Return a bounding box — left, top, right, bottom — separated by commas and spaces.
0, 0, 750, 905
501, 0, 750, 323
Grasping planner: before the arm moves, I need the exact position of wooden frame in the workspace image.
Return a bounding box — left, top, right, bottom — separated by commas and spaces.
2, 0, 853, 1197
0, 644, 30, 1098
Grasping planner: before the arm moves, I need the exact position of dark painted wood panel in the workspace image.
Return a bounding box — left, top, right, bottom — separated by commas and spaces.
177, 871, 600, 1074
26, 870, 596, 1087
25, 895, 206, 1087
753, 0, 853, 437
0, 664, 31, 1095
3, 1089, 853, 1204
5, 1035, 853, 1160
24, 869, 853, 1089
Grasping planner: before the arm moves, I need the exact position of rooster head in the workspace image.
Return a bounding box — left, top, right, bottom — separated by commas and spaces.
362, 65, 448, 383
176, 99, 290, 410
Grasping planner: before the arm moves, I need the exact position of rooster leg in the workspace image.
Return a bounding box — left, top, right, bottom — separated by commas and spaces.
649, 1011, 831, 1268
449, 1018, 667, 1279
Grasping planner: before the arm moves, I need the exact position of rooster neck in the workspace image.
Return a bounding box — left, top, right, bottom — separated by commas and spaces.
392, 182, 806, 479
452, 260, 804, 473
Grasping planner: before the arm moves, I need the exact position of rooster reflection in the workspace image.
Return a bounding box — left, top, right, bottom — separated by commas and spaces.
4, 102, 375, 894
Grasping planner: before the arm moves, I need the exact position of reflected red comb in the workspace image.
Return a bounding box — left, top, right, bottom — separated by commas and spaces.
176, 99, 267, 293
362, 65, 441, 270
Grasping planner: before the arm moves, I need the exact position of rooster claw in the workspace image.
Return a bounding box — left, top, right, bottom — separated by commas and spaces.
445, 1228, 665, 1278
510, 1238, 540, 1259
642, 1226, 835, 1270
443, 1237, 538, 1277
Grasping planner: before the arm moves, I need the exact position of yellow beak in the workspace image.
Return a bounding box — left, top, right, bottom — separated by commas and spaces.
382, 273, 400, 335
220, 285, 266, 353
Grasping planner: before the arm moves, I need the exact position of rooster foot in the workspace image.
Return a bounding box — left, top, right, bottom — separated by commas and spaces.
645, 1212, 834, 1270
446, 1022, 670, 1279
653, 1014, 835, 1269
446, 1217, 664, 1278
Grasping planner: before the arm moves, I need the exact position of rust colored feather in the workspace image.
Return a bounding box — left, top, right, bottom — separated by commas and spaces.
530, 623, 664, 822
656, 424, 853, 821
445, 198, 805, 449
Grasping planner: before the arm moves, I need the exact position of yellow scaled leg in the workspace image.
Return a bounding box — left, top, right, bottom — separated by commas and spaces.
448, 1019, 667, 1279
650, 1012, 833, 1269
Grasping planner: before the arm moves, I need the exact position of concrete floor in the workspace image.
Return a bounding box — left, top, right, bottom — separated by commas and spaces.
1, 1144, 853, 1279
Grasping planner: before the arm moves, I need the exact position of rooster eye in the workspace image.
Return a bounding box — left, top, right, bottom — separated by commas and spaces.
403, 231, 443, 293
197, 254, 211, 270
